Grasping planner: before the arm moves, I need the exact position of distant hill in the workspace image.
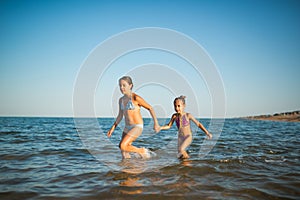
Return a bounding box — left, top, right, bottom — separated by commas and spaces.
242, 110, 300, 122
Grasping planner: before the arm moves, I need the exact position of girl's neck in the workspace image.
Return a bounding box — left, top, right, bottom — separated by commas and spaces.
124, 91, 132, 98
178, 111, 185, 115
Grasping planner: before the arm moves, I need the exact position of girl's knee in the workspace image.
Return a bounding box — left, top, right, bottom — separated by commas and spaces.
178, 142, 189, 152
179, 148, 186, 154
119, 142, 128, 151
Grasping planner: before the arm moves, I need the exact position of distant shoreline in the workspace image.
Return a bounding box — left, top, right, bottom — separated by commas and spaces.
241, 110, 300, 122
1, 112, 299, 122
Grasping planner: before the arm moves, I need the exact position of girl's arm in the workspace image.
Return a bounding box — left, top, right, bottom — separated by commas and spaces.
188, 113, 212, 139
134, 94, 160, 132
160, 114, 176, 130
107, 99, 123, 137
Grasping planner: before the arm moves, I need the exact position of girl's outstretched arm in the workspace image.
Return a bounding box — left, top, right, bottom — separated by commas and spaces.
107, 99, 123, 137
188, 113, 212, 139
160, 114, 176, 131
134, 94, 160, 132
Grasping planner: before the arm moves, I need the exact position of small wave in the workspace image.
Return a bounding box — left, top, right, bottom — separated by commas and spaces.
0, 131, 22, 134
265, 159, 286, 163
1, 153, 35, 161
218, 159, 245, 164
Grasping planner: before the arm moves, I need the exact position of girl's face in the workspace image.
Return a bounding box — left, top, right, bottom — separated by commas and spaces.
119, 80, 132, 95
174, 99, 185, 114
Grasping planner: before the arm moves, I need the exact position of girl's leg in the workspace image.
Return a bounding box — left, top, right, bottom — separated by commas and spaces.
119, 126, 148, 158
178, 134, 192, 159
119, 132, 131, 159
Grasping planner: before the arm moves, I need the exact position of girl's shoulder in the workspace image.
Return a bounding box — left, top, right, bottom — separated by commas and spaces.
132, 92, 137, 97
172, 113, 179, 119
185, 112, 193, 119
132, 93, 141, 101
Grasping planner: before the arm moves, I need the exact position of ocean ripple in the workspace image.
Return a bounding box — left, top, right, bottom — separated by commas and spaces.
0, 117, 299, 199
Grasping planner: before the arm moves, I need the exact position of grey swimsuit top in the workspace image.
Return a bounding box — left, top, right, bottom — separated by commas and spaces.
120, 96, 136, 111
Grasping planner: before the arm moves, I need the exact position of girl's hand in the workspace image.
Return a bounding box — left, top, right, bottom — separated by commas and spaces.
107, 129, 113, 138
206, 132, 212, 139
154, 124, 161, 133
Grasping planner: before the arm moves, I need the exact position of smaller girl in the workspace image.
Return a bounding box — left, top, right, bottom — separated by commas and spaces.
160, 95, 212, 159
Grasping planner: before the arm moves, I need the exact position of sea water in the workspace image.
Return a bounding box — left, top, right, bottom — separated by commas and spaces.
0, 117, 299, 199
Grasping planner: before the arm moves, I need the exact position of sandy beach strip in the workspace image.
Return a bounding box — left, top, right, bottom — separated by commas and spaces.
242, 111, 300, 122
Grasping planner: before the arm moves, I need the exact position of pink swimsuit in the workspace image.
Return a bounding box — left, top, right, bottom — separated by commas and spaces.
175, 114, 190, 129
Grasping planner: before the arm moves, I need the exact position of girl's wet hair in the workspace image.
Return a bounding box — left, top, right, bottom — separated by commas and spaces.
119, 76, 133, 89
174, 95, 186, 105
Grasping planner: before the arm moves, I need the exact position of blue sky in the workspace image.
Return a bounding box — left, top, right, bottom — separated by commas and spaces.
1, 0, 299, 118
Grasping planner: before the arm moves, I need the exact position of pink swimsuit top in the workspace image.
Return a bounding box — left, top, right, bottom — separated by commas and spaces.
175, 114, 190, 129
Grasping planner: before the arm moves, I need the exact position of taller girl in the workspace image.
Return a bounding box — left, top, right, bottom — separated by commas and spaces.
107, 76, 160, 159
